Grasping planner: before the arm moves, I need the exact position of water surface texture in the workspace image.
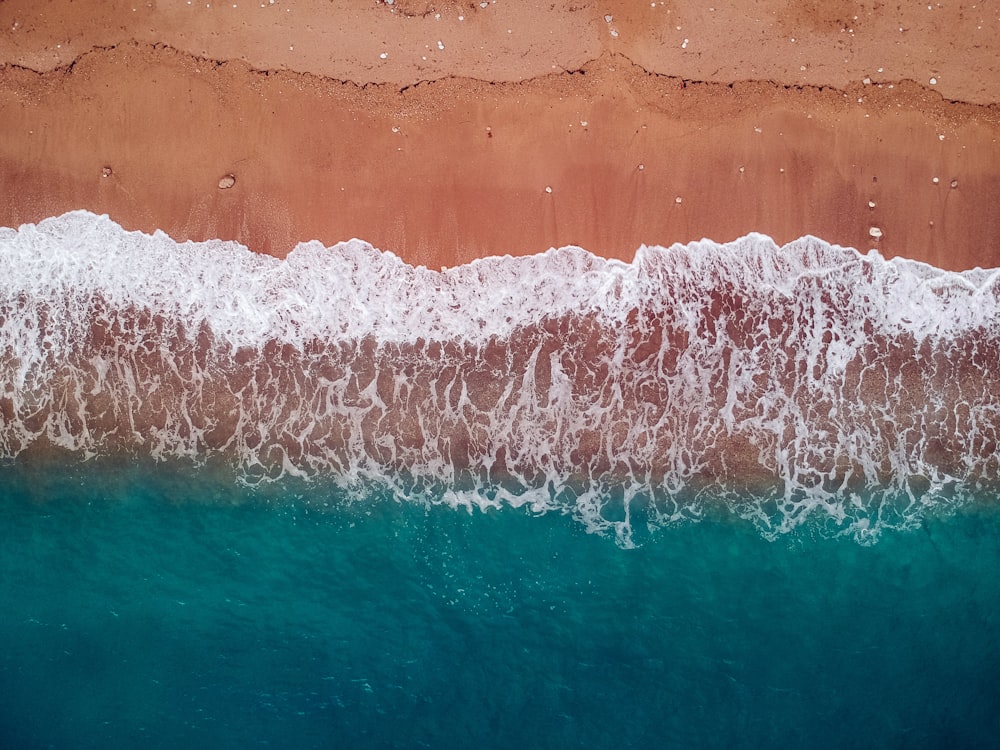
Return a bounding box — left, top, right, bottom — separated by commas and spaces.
1, 459, 999, 748
1, 213, 999, 747
3, 212, 999, 542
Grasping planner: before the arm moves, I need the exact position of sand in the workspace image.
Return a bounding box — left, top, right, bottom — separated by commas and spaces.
1, 0, 999, 270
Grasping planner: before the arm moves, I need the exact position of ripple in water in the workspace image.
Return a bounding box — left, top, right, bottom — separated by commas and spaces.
2, 211, 999, 544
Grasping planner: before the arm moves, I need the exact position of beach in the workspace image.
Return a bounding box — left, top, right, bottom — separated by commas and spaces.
4, 4, 1000, 747
2, 0, 998, 270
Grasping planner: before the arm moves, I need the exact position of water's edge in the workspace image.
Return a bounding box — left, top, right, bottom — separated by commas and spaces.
2, 211, 999, 544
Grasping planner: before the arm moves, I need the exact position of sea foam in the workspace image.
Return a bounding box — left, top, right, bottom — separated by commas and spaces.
1, 211, 998, 544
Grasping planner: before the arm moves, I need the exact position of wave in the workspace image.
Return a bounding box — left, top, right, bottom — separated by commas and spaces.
2, 211, 999, 544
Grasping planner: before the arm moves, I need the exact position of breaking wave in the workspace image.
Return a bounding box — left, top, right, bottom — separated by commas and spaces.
2, 211, 999, 544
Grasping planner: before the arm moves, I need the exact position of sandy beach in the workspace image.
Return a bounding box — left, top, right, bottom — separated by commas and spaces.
1, 0, 998, 270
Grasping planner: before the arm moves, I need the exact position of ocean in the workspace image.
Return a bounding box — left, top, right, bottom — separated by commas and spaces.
1, 212, 999, 747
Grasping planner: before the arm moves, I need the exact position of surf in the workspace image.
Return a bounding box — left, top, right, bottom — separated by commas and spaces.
2, 211, 998, 544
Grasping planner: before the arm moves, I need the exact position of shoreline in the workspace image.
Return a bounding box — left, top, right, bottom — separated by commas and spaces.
4, 211, 997, 503
4, 0, 998, 105
1, 2, 999, 271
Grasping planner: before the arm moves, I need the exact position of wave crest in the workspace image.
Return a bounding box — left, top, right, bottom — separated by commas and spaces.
2, 211, 998, 544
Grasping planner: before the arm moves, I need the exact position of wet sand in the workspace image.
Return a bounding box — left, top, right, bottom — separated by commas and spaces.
1, 0, 999, 270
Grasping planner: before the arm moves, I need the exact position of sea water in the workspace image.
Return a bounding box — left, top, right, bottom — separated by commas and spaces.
1, 212, 999, 747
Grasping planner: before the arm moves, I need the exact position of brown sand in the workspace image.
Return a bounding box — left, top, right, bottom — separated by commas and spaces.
2, 0, 999, 270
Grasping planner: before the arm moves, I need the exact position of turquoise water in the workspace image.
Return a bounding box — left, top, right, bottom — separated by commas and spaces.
4, 211, 1000, 748
2, 459, 998, 748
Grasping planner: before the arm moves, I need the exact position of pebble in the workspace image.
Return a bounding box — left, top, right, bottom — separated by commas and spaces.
869, 227, 883, 239
218, 174, 236, 189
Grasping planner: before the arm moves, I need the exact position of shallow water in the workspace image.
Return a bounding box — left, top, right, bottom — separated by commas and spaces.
4, 212, 1000, 543
1, 458, 999, 749
3, 213, 999, 746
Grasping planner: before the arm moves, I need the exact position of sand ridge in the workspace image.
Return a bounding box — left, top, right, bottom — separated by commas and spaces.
3, 0, 998, 103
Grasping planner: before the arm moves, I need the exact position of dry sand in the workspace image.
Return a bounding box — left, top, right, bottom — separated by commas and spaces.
1, 0, 999, 270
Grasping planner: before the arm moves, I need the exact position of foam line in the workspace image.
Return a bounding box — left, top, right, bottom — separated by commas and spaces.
2, 211, 998, 544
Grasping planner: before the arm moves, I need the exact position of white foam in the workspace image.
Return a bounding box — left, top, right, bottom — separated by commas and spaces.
1, 211, 998, 545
